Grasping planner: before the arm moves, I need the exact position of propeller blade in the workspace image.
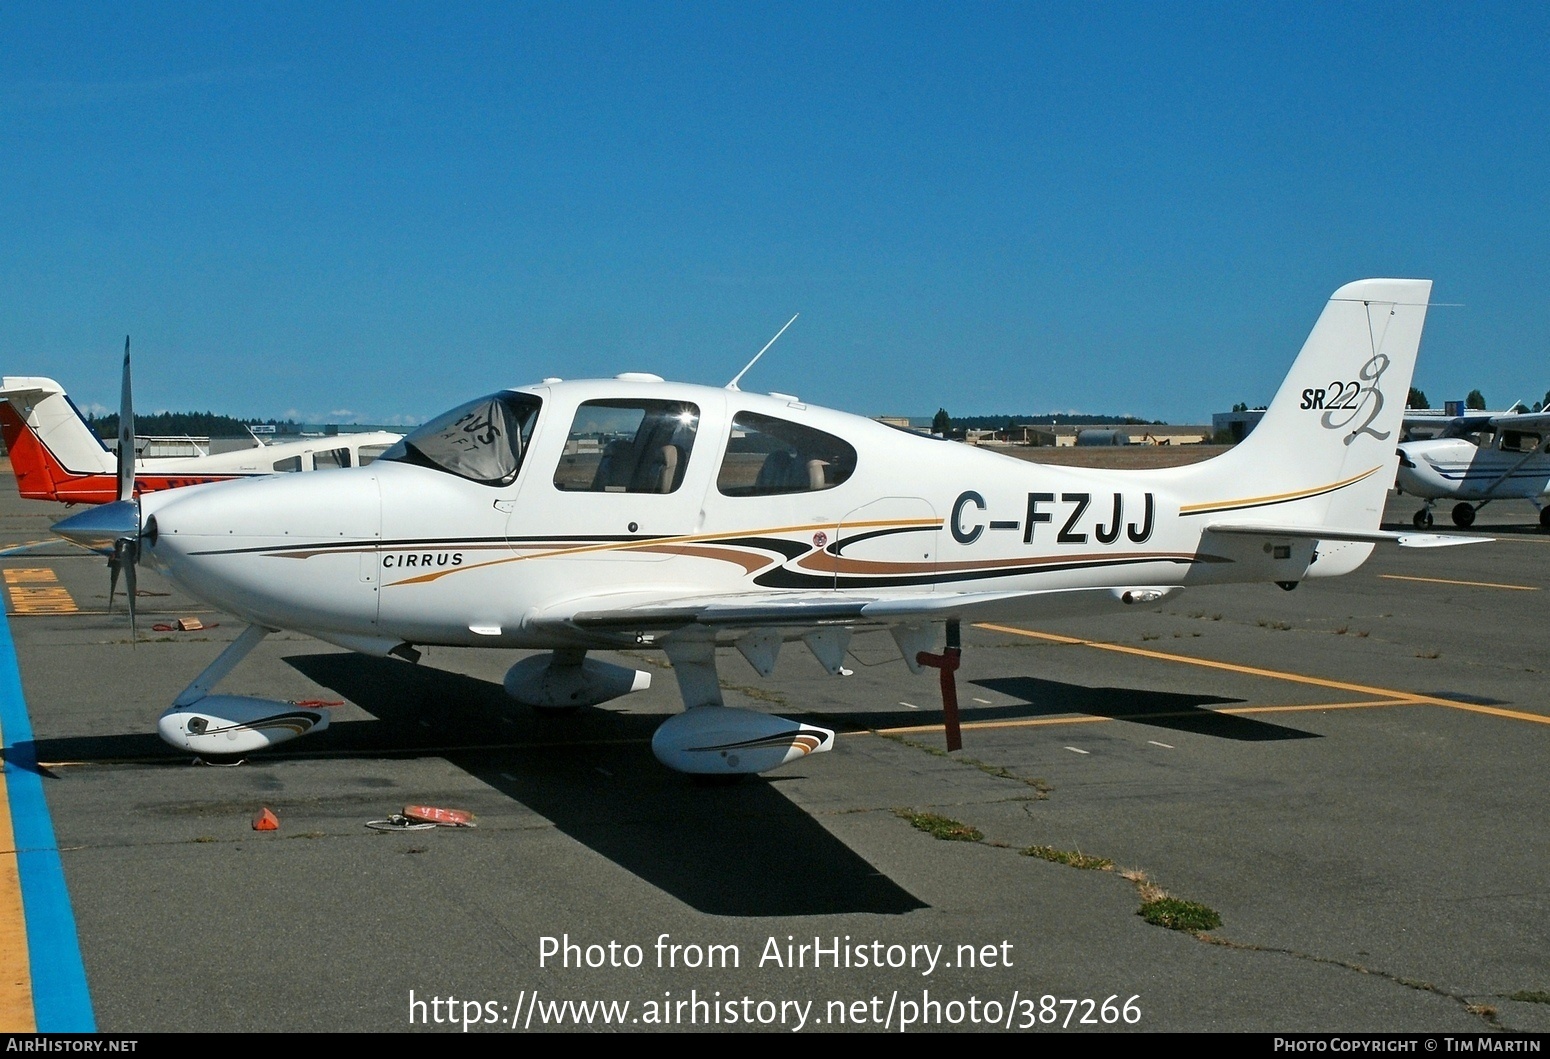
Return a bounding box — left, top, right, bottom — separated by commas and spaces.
58, 338, 144, 642
116, 336, 134, 505
124, 543, 138, 643
108, 542, 122, 613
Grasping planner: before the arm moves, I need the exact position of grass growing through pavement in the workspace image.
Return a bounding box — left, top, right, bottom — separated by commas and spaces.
1021, 845, 1112, 870
893, 809, 983, 842
891, 812, 1223, 935
1138, 897, 1222, 932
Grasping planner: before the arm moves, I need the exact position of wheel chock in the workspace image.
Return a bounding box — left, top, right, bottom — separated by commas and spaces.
252, 807, 280, 831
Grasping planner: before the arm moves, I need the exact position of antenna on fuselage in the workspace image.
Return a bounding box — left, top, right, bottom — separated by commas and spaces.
726, 313, 798, 391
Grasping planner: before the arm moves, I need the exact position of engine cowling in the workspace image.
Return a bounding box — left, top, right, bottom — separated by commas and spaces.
158, 695, 330, 755
503, 653, 651, 710
652, 707, 834, 775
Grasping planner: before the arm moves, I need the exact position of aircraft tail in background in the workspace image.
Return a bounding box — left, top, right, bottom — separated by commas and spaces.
0, 377, 118, 502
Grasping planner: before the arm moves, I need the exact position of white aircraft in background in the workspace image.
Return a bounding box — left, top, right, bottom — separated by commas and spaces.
0, 369, 402, 505
1397, 409, 1550, 529
55, 279, 1479, 777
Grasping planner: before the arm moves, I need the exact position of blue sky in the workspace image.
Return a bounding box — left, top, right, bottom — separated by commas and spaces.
1, 2, 1546, 425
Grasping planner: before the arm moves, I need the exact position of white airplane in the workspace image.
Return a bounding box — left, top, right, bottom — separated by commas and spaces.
0, 368, 402, 505
1396, 409, 1550, 529
54, 279, 1480, 776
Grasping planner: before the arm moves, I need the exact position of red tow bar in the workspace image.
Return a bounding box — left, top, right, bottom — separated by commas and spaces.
915, 620, 964, 751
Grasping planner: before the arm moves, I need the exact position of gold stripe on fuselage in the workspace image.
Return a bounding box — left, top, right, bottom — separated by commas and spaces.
1179, 466, 1379, 516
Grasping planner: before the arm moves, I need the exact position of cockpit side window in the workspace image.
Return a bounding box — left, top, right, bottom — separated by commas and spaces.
313, 447, 351, 469
1501, 430, 1545, 453
717, 412, 857, 496
552, 399, 700, 494
380, 392, 542, 486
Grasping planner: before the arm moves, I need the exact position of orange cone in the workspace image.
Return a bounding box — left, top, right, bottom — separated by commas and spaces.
252, 808, 280, 831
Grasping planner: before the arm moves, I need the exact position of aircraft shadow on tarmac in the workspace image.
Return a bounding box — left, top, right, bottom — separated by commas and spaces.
281, 652, 928, 918
970, 676, 1321, 741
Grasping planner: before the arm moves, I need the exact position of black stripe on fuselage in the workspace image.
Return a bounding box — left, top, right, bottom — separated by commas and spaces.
753, 553, 1214, 591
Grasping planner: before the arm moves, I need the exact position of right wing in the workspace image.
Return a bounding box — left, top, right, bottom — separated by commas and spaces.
526, 584, 1177, 637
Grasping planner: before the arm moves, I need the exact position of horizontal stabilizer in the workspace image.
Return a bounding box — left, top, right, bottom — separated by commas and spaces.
1204, 522, 1487, 548
0, 379, 62, 400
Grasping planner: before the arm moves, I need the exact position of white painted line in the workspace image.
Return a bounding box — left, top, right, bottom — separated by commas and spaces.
1148, 740, 1174, 748
500, 773, 518, 781
1064, 746, 1090, 755
595, 767, 612, 777
972, 697, 993, 705
899, 701, 919, 709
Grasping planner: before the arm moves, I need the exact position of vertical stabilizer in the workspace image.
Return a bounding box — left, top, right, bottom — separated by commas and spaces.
0, 377, 116, 499
1179, 279, 1431, 544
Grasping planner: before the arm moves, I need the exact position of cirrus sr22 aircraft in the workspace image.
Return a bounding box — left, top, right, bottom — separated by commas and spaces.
54, 279, 1479, 777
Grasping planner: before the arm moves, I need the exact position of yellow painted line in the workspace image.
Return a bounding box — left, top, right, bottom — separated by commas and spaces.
975, 623, 1550, 726
868, 698, 1420, 736
0, 763, 36, 1030
1222, 699, 1420, 714
1, 569, 77, 616
0, 599, 35, 1031
1379, 574, 1538, 591
1431, 701, 1550, 724
873, 715, 1113, 736
1, 571, 54, 584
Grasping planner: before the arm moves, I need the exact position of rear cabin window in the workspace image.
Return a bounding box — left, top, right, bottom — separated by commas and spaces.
553, 400, 700, 494
357, 443, 393, 466
273, 456, 302, 472
312, 447, 351, 469
716, 412, 857, 496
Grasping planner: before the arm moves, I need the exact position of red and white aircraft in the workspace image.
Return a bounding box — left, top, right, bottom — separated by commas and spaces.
55, 279, 1479, 775
0, 373, 401, 504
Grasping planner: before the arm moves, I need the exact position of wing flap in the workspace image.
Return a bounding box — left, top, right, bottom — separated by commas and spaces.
531, 585, 1179, 637
1203, 522, 1488, 548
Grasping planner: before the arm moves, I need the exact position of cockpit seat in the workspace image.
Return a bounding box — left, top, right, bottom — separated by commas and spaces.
754, 450, 828, 492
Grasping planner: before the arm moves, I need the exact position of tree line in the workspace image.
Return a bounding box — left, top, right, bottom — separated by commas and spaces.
931, 409, 1166, 436
87, 412, 306, 439
1406, 388, 1550, 412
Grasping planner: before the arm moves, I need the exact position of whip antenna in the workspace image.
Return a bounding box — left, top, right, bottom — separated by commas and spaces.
727, 314, 798, 391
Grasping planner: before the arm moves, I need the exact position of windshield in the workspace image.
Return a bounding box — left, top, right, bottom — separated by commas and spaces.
380, 392, 542, 485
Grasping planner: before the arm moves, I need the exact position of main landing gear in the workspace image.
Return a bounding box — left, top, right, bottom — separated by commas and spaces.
1414, 501, 1484, 529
